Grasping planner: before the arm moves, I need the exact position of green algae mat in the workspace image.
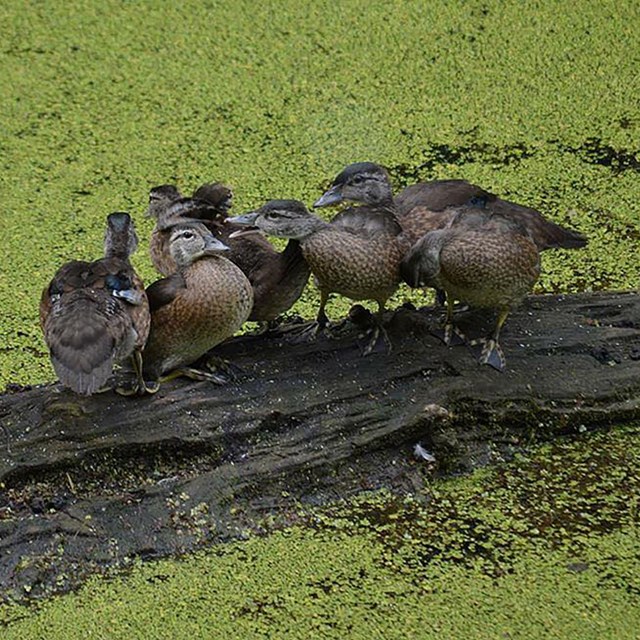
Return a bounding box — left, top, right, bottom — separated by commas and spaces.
1, 0, 640, 636
1, 0, 639, 389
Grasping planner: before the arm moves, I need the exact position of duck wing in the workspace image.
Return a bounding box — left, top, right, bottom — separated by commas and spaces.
146, 273, 188, 313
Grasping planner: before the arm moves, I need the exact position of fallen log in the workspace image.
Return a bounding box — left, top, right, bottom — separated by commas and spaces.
1, 291, 640, 600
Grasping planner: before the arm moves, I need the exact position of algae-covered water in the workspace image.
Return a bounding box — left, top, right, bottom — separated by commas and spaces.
1, 0, 640, 389
1, 0, 640, 636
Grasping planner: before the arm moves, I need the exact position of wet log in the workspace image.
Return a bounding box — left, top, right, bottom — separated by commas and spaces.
1, 291, 640, 599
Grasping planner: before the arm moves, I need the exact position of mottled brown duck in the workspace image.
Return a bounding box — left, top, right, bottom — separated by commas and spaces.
229, 199, 410, 354
400, 203, 541, 371
141, 224, 253, 389
146, 183, 310, 323
40, 213, 151, 395
315, 162, 587, 250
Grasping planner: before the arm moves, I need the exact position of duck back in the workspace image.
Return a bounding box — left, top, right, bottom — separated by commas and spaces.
40, 257, 149, 395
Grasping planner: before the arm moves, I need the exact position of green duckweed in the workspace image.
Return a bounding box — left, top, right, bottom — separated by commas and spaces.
1, 0, 639, 389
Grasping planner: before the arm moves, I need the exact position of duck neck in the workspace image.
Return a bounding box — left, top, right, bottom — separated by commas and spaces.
295, 216, 331, 241
104, 239, 134, 262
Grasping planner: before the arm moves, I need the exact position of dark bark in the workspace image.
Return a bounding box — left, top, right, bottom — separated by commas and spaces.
1, 291, 640, 600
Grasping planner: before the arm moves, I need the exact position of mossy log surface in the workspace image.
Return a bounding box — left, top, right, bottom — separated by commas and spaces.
1, 291, 640, 599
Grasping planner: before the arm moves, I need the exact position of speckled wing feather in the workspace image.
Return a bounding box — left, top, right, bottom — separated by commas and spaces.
43, 289, 122, 395
40, 256, 149, 394
488, 199, 587, 250
146, 273, 187, 313
396, 181, 586, 250
395, 180, 494, 215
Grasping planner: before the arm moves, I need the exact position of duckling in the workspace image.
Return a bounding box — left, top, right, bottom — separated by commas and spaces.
141, 223, 253, 388
229, 200, 409, 355
146, 184, 183, 223
316, 162, 587, 250
192, 181, 234, 216
40, 212, 151, 395
400, 204, 541, 371
146, 183, 310, 323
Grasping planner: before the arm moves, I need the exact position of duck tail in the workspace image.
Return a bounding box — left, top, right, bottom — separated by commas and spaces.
536, 219, 588, 250
516, 213, 588, 250
44, 292, 118, 395
491, 200, 588, 251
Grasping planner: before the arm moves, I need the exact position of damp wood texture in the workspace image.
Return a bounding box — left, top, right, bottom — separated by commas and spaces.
1, 291, 640, 599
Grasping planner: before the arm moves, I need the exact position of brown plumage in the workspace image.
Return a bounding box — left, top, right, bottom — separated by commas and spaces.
40, 213, 150, 395
229, 200, 410, 354
192, 182, 234, 214
316, 162, 587, 250
142, 224, 253, 385
146, 184, 227, 275
146, 183, 310, 322
401, 205, 541, 370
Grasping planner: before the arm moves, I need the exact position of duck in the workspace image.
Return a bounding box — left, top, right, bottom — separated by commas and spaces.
146, 183, 310, 323
146, 184, 228, 275
229, 199, 410, 355
141, 223, 253, 389
315, 161, 587, 250
192, 181, 234, 216
39, 212, 151, 395
400, 202, 541, 371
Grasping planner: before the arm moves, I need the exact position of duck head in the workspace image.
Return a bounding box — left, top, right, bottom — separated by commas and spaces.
228, 200, 326, 240
193, 182, 234, 216
105, 212, 139, 260
399, 230, 447, 289
314, 162, 393, 208
147, 184, 182, 219
168, 223, 230, 268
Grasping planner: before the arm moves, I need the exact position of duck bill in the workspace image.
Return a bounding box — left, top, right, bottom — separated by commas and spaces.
228, 228, 265, 239
202, 235, 230, 254
313, 185, 344, 208
226, 211, 264, 238
227, 212, 259, 226
219, 197, 233, 213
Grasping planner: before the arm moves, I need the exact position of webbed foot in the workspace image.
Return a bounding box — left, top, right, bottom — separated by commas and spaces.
361, 323, 392, 356
432, 323, 466, 346
282, 320, 326, 343
114, 378, 160, 396
202, 355, 242, 381
469, 338, 506, 371
259, 315, 308, 336
163, 367, 230, 385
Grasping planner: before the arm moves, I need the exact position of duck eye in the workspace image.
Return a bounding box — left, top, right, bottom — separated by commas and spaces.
351, 176, 365, 185
182, 231, 194, 239
266, 211, 279, 220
